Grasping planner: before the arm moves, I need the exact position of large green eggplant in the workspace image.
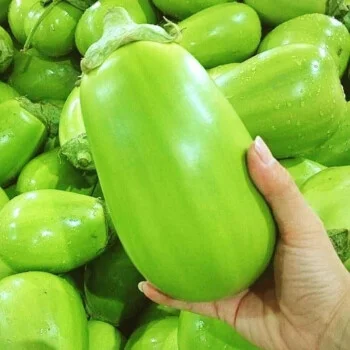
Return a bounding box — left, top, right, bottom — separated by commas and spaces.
59, 86, 95, 170
280, 158, 326, 188
8, 48, 80, 102
0, 189, 111, 274
177, 3, 261, 68
301, 167, 350, 264
258, 14, 350, 77
214, 44, 347, 159
84, 243, 146, 326
125, 317, 178, 350
152, 0, 232, 19
0, 272, 88, 349
303, 102, 350, 166
16, 147, 95, 195
178, 311, 259, 349
75, 0, 157, 55
243, 0, 339, 26
80, 9, 275, 302
0, 99, 47, 187
88, 320, 125, 350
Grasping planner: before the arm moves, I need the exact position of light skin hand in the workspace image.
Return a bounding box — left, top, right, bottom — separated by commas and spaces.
138, 137, 350, 350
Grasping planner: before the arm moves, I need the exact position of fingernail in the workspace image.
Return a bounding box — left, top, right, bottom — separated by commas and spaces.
254, 136, 275, 165
138, 282, 145, 293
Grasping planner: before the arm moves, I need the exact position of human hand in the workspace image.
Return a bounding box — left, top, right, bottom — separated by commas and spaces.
138, 137, 350, 350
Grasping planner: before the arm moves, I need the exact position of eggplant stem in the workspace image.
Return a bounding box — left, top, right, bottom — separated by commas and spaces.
81, 7, 181, 73
23, 0, 63, 52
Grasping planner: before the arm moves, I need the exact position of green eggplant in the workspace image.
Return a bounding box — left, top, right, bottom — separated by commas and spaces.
0, 81, 19, 104
137, 303, 180, 326
152, 0, 232, 19
84, 243, 147, 326
0, 272, 88, 349
243, 0, 342, 26
259, 14, 350, 78
303, 102, 350, 166
0, 25, 13, 73
0, 99, 47, 187
178, 311, 259, 349
80, 8, 275, 302
8, 48, 80, 102
125, 317, 178, 350
16, 147, 95, 195
214, 44, 347, 159
177, 3, 261, 68
0, 187, 8, 211
280, 158, 326, 188
23, 1, 83, 57
88, 320, 125, 350
301, 167, 350, 264
207, 62, 240, 81
8, 0, 38, 44
75, 0, 157, 56
59, 86, 95, 171
0, 0, 11, 23
0, 189, 111, 274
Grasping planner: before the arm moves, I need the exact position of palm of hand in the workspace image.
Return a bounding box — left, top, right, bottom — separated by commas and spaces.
226, 236, 349, 350
141, 140, 350, 350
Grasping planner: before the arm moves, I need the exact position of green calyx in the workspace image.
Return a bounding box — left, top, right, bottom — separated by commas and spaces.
17, 97, 61, 138
327, 0, 347, 15
60, 133, 95, 171
0, 38, 14, 73
327, 228, 350, 263
81, 7, 181, 74
327, 0, 350, 30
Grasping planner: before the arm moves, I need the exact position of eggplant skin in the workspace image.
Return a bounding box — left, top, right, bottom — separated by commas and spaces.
81, 41, 276, 302
0, 272, 88, 349
214, 44, 347, 159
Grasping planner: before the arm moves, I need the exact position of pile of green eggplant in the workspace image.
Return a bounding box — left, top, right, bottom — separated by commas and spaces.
0, 0, 350, 348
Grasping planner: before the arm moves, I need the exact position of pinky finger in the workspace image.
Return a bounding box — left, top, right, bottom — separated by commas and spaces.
138, 281, 247, 323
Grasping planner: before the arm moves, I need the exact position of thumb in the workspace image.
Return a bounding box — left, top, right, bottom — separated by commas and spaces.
247, 136, 327, 246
